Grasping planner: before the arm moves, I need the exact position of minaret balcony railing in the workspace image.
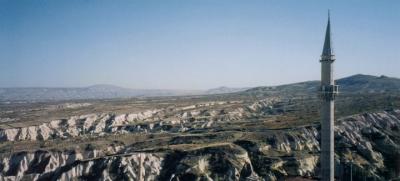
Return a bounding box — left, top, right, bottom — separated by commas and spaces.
320, 85, 339, 100
320, 55, 336, 62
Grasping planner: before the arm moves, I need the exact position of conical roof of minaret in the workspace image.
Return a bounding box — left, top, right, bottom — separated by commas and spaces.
322, 11, 333, 56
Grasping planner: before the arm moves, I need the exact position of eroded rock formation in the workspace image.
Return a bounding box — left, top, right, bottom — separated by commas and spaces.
0, 107, 399, 180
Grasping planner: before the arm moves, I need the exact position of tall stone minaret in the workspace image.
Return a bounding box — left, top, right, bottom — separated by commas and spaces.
320, 11, 338, 181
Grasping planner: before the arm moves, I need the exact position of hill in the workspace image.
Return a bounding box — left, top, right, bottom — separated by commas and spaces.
242, 74, 400, 97
205, 86, 249, 94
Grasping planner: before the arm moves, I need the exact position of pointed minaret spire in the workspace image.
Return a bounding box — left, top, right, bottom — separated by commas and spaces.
322, 10, 334, 57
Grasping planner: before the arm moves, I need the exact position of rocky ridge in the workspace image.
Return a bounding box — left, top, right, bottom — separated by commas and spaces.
0, 100, 279, 142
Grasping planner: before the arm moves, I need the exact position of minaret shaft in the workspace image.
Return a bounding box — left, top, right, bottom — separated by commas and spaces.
321, 63, 334, 85
320, 11, 338, 181
321, 96, 335, 181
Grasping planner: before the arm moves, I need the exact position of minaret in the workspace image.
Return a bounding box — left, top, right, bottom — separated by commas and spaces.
320, 11, 338, 181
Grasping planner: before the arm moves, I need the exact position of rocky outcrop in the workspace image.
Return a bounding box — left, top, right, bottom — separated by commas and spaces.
0, 101, 254, 142
165, 144, 261, 181
237, 110, 400, 180
0, 144, 260, 181
0, 150, 163, 181
0, 110, 399, 180
0, 109, 164, 141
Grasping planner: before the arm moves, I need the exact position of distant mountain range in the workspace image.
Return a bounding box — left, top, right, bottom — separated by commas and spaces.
1, 74, 399, 101
0, 85, 247, 101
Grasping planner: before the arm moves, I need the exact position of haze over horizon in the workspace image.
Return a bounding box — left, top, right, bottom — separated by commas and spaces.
1, 0, 399, 90
1, 74, 398, 90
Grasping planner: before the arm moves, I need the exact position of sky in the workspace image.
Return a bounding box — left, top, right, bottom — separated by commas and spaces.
0, 0, 399, 90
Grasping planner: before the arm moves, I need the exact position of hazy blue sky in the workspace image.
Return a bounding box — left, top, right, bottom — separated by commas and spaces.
1, 0, 399, 89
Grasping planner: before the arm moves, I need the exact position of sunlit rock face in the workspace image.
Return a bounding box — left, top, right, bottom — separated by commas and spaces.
0, 151, 163, 181
0, 100, 281, 143
0, 109, 164, 142
0, 110, 399, 180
